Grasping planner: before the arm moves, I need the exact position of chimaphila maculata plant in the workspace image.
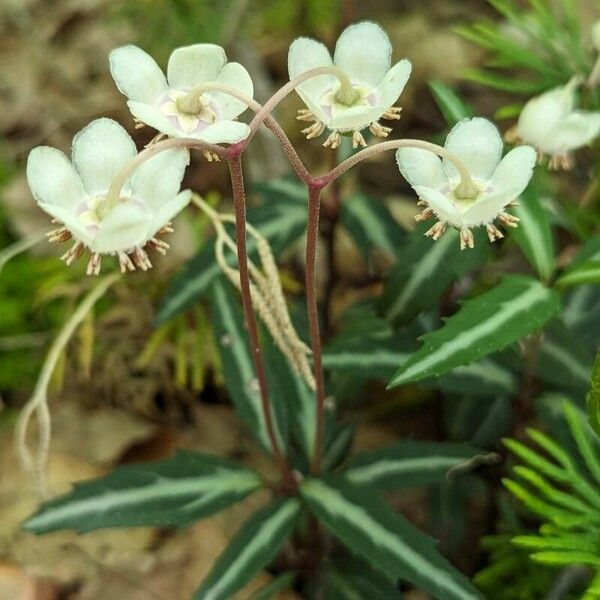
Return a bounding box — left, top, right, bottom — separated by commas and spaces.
12, 16, 600, 600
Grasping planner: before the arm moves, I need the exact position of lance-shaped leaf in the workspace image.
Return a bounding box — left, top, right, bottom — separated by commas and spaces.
379, 226, 487, 326
301, 477, 482, 599
340, 193, 406, 262
588, 352, 600, 439
428, 79, 474, 126
156, 180, 307, 323
556, 261, 600, 288
389, 275, 561, 388
23, 451, 262, 533
510, 183, 555, 282
344, 441, 482, 489
210, 279, 287, 452
193, 498, 300, 600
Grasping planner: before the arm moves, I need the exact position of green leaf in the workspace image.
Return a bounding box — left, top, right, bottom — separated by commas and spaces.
210, 279, 286, 452
249, 572, 296, 600
428, 80, 474, 126
389, 275, 561, 388
588, 351, 600, 439
510, 183, 555, 282
344, 441, 481, 489
379, 226, 487, 326
193, 498, 301, 600
557, 261, 600, 288
23, 451, 262, 533
301, 477, 483, 599
156, 179, 307, 323
340, 193, 406, 261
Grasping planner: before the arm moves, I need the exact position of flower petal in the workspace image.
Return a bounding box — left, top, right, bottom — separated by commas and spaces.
167, 44, 227, 89
72, 118, 137, 195
374, 59, 412, 107
128, 101, 181, 137
491, 145, 536, 197
148, 190, 192, 238
333, 21, 391, 87
209, 62, 254, 120
443, 117, 503, 181
396, 147, 446, 189
131, 148, 189, 211
92, 202, 152, 253
328, 105, 385, 130
288, 37, 335, 109
552, 110, 600, 153
196, 120, 250, 144
461, 188, 519, 227
413, 186, 463, 228
38, 202, 93, 246
109, 45, 168, 104
26, 146, 84, 209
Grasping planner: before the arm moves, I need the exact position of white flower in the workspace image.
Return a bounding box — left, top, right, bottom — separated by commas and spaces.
509, 77, 600, 169
109, 44, 252, 147
288, 21, 411, 149
26, 118, 191, 275
397, 118, 537, 249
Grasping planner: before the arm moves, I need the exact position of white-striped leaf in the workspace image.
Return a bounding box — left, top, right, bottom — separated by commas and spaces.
379, 226, 488, 326
344, 441, 481, 489
301, 477, 482, 599
557, 260, 600, 288
156, 180, 307, 323
510, 183, 555, 282
23, 451, 262, 533
210, 279, 287, 452
389, 275, 561, 388
193, 498, 300, 600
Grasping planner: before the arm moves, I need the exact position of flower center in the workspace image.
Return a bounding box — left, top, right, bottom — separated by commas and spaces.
320, 82, 372, 116
159, 90, 218, 133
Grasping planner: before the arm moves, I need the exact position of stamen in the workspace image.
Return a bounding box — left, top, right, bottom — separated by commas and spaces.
302, 122, 326, 139
382, 106, 402, 121
369, 122, 392, 138
46, 227, 72, 243
147, 237, 170, 255
425, 221, 447, 241
459, 228, 475, 250
86, 252, 102, 276
131, 247, 152, 271
133, 118, 146, 130
159, 222, 175, 235
504, 127, 520, 144
297, 109, 317, 122
415, 208, 434, 222
352, 130, 367, 149
549, 154, 574, 170
497, 212, 520, 228
416, 199, 428, 207
486, 223, 504, 242
118, 251, 136, 273
202, 150, 220, 162
60, 241, 84, 266
323, 130, 341, 149
144, 133, 167, 148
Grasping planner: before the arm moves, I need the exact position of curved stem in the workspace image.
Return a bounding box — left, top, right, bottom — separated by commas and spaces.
228, 155, 296, 488
306, 184, 327, 474
102, 137, 226, 217
318, 139, 478, 196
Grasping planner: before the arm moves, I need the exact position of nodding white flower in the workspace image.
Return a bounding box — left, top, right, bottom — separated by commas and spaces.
507, 77, 600, 170
109, 44, 252, 150
288, 21, 411, 149
26, 118, 191, 275
397, 118, 536, 249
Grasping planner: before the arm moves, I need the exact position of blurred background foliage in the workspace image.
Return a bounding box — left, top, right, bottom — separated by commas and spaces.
1, 0, 600, 598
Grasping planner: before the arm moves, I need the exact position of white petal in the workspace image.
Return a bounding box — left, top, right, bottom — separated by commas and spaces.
413, 186, 463, 228
328, 105, 385, 130
196, 121, 250, 144
148, 190, 192, 237
209, 62, 254, 120
552, 110, 600, 153
38, 202, 93, 246
491, 145, 536, 197
128, 101, 181, 137
109, 45, 168, 104
462, 188, 519, 227
92, 203, 151, 253
396, 147, 446, 189
72, 118, 137, 195
515, 92, 566, 150
444, 117, 503, 181
374, 59, 412, 107
288, 37, 335, 103
131, 148, 189, 211
26, 146, 84, 209
333, 21, 391, 86
167, 44, 227, 89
